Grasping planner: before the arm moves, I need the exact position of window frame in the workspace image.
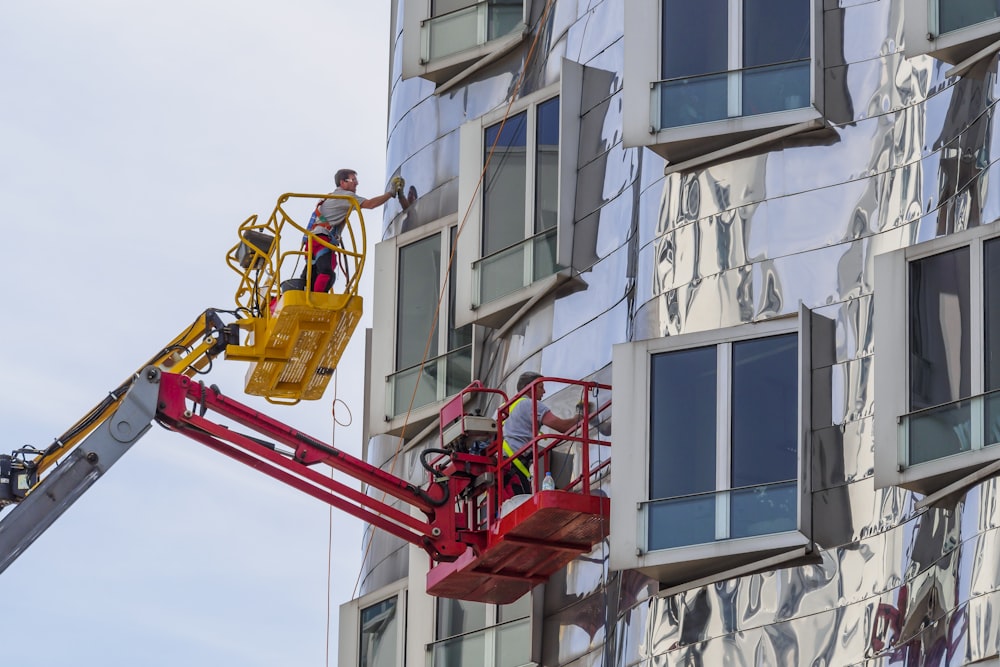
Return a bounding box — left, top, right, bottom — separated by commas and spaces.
903, 0, 1000, 64
338, 580, 407, 667
454, 75, 581, 329
622, 0, 824, 163
610, 312, 812, 586
370, 216, 479, 437
874, 221, 1000, 495
428, 595, 536, 667
401, 0, 529, 88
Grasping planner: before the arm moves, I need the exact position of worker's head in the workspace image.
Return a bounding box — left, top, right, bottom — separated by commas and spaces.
335, 169, 359, 192
517, 372, 543, 394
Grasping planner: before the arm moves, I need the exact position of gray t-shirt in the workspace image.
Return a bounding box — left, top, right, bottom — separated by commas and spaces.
315, 188, 367, 237
503, 397, 551, 453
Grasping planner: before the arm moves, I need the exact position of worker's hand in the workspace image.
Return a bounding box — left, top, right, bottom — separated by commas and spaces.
390, 176, 406, 196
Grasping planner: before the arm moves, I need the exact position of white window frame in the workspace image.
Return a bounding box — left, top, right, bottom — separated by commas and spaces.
610, 312, 812, 587
874, 221, 1000, 495
370, 216, 478, 437
455, 72, 581, 329
622, 0, 824, 163
904, 0, 1000, 64
338, 580, 407, 667
402, 0, 529, 89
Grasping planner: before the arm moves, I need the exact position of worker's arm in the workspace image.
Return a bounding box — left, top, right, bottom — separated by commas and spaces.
541, 411, 580, 433
361, 190, 397, 209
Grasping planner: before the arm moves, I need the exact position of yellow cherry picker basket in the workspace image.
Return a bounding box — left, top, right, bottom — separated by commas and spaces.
223, 193, 366, 403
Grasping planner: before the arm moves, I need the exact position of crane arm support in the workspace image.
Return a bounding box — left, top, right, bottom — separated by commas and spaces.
159, 415, 436, 543
32, 309, 237, 477
155, 372, 443, 515
0, 367, 161, 575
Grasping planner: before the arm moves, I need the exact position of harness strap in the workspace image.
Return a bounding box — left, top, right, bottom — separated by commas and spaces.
502, 396, 533, 479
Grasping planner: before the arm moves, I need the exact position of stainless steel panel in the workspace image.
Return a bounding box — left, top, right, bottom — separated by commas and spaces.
372, 1, 1000, 665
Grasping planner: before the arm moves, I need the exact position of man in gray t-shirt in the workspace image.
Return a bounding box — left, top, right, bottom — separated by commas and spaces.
501, 372, 580, 494
302, 168, 403, 291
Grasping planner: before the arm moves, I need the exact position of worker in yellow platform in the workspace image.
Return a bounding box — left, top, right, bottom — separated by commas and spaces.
501, 372, 581, 496
302, 169, 406, 292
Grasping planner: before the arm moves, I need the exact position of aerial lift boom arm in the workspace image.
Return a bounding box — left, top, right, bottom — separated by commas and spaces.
0, 193, 611, 603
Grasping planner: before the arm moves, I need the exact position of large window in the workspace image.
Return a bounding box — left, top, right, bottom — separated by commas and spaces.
655, 0, 810, 130
360, 597, 399, 667
454, 83, 579, 329
477, 96, 562, 307
611, 315, 812, 586
648, 334, 798, 550
388, 228, 473, 419
623, 0, 822, 161
431, 596, 532, 667
875, 224, 1000, 494
402, 0, 527, 86
904, 0, 1000, 63
338, 583, 406, 667
423, 0, 523, 62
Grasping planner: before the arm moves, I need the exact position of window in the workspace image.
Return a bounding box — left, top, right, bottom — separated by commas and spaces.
430, 595, 533, 667
648, 334, 798, 549
875, 223, 1000, 495
338, 583, 406, 667
623, 0, 823, 162
477, 97, 561, 306
455, 82, 581, 329
360, 597, 399, 667
371, 220, 475, 436
401, 0, 528, 87
611, 314, 812, 586
904, 0, 1000, 63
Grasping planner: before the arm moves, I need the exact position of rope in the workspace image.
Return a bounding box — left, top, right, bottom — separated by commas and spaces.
350, 0, 559, 601
325, 370, 336, 666
325, 370, 352, 666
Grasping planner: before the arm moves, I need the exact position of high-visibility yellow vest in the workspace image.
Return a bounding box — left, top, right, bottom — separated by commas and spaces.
502, 396, 533, 479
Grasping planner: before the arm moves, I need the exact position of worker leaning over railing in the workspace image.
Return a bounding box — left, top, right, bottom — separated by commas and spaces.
300, 168, 407, 292
500, 372, 582, 496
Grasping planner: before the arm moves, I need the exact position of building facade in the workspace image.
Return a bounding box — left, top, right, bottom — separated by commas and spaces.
340, 0, 1000, 664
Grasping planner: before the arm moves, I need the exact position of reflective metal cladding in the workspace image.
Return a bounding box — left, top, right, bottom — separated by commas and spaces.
367, 0, 1000, 664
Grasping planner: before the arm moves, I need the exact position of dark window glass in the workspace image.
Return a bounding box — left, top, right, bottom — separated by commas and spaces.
488, 0, 523, 39
534, 97, 559, 233
437, 598, 489, 639
397, 234, 441, 370
908, 247, 972, 464
661, 0, 727, 79
909, 247, 971, 410
432, 0, 477, 16
986, 238, 1000, 447
360, 597, 398, 667
743, 0, 809, 67
939, 0, 1000, 34
483, 112, 527, 256
731, 334, 798, 487
987, 238, 1000, 392
650, 346, 716, 500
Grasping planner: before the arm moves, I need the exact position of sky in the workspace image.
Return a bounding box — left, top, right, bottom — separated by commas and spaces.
0, 2, 391, 664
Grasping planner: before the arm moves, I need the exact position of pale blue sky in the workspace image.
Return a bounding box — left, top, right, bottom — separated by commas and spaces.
0, 2, 389, 664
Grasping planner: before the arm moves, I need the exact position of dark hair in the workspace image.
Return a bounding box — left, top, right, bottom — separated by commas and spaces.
516, 372, 543, 391
335, 169, 357, 187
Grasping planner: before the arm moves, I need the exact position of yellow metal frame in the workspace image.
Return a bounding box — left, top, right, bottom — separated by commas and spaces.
223, 193, 367, 403
33, 311, 228, 476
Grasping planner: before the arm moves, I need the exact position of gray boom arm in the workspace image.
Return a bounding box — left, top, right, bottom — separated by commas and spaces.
0, 368, 161, 574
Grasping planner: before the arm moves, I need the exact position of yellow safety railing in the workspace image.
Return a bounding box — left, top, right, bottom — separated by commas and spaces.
223, 193, 367, 403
